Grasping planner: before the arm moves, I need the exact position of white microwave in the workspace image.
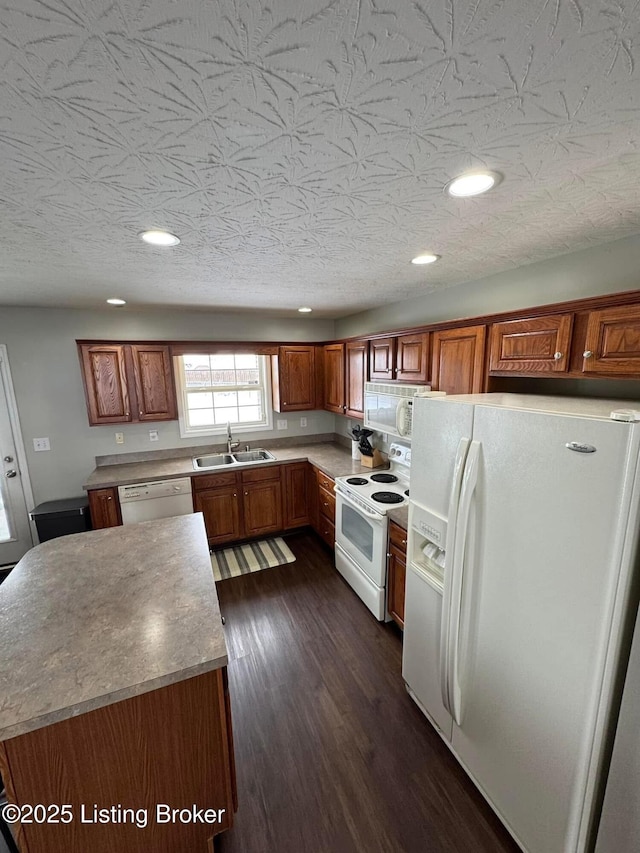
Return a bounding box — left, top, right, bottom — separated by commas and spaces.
363, 383, 445, 440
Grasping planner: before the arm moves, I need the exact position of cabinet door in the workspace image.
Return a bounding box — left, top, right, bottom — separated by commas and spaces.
489, 314, 573, 373
387, 521, 407, 628
345, 340, 367, 419
79, 344, 131, 425
582, 304, 640, 376
369, 337, 396, 380
130, 345, 177, 421
396, 333, 429, 383
272, 346, 317, 411
283, 463, 309, 529
323, 343, 345, 414
194, 486, 242, 545
432, 325, 486, 394
242, 479, 283, 537
88, 488, 121, 529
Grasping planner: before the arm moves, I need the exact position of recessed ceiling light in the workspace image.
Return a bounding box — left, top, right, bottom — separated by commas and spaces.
446, 171, 502, 197
106, 298, 127, 306
140, 229, 180, 247
298, 306, 313, 313
411, 253, 440, 265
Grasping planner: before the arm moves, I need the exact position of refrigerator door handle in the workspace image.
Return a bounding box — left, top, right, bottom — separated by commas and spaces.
440, 436, 471, 715
449, 440, 481, 727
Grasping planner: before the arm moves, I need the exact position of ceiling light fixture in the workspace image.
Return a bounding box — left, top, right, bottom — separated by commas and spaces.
411, 253, 440, 265
106, 298, 127, 306
140, 229, 180, 247
298, 306, 313, 313
445, 171, 501, 197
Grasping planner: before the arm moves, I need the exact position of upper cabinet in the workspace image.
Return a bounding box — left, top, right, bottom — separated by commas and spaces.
272, 345, 317, 412
431, 325, 486, 394
78, 342, 177, 426
345, 340, 367, 419
489, 314, 573, 374
369, 332, 429, 383
581, 304, 640, 376
323, 343, 346, 414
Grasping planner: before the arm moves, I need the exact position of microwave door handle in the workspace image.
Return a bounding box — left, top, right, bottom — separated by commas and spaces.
396, 398, 410, 437
335, 487, 385, 524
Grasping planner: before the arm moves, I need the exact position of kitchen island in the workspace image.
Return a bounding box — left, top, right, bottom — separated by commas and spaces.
0, 514, 236, 852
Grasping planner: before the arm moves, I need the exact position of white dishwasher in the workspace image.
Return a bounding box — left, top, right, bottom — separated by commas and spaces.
118, 478, 193, 524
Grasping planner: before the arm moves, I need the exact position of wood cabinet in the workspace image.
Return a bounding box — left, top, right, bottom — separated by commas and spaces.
193, 474, 242, 546
241, 467, 283, 538
78, 342, 176, 426
387, 521, 407, 629
310, 467, 335, 548
345, 339, 367, 419
283, 462, 310, 529
87, 487, 121, 529
581, 304, 640, 376
323, 343, 346, 414
369, 333, 429, 383
431, 325, 486, 394
271, 345, 317, 411
489, 314, 573, 374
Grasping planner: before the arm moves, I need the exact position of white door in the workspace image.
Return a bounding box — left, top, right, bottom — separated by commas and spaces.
0, 349, 33, 565
450, 405, 640, 853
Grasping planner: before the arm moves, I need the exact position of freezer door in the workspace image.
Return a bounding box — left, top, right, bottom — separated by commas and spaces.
450, 406, 639, 853
410, 397, 475, 519
403, 563, 453, 740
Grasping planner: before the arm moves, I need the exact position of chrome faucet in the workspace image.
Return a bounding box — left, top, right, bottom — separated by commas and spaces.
226, 422, 240, 454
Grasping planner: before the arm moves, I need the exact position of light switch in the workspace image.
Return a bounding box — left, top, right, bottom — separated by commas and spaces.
300, 417, 308, 427
277, 420, 288, 430
149, 430, 159, 442
33, 437, 50, 452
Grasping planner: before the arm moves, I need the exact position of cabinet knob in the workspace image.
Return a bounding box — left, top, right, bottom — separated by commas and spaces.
233, 493, 237, 497
107, 496, 112, 500
553, 352, 563, 360
244, 491, 248, 496
583, 350, 593, 358
139, 410, 143, 417
394, 368, 398, 373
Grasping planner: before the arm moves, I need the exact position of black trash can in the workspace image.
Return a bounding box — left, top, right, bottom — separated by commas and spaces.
29, 497, 92, 543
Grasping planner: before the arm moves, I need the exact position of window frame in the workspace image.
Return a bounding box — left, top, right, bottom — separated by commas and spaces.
175, 353, 274, 438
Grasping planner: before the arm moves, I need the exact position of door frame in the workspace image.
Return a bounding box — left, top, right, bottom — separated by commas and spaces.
0, 344, 36, 563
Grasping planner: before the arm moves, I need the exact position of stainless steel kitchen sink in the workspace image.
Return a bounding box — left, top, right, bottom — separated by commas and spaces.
232, 449, 275, 463
192, 453, 235, 469
192, 449, 276, 470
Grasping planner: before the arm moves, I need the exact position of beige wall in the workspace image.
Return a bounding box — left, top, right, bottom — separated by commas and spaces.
335, 233, 640, 338
0, 307, 335, 503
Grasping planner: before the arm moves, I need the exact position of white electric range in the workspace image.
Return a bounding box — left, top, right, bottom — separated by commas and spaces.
333, 443, 410, 620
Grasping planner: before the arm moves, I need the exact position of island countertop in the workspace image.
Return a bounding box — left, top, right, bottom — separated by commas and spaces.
0, 513, 227, 742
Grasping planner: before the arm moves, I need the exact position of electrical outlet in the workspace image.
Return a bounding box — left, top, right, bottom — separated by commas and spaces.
149, 429, 159, 442
277, 419, 288, 430
33, 437, 50, 452
115, 432, 124, 445
300, 417, 308, 427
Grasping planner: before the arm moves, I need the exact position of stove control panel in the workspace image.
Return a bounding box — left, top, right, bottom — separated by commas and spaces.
388, 443, 411, 469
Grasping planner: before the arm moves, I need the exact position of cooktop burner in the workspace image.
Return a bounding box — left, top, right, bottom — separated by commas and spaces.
370, 473, 398, 484
371, 491, 405, 504
346, 477, 368, 486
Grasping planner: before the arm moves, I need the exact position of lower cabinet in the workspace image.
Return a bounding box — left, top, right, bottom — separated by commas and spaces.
87, 487, 122, 529
193, 462, 309, 545
387, 521, 407, 629
311, 467, 335, 548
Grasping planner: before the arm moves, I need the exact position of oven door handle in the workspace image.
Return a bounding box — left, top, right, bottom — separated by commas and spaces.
334, 487, 386, 523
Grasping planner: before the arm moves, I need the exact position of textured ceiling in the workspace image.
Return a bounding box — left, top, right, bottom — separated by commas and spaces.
2, 0, 640, 317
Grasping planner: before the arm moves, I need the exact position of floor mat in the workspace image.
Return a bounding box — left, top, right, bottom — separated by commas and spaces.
211, 537, 296, 581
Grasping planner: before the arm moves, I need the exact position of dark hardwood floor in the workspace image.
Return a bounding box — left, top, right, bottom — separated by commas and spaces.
215, 531, 520, 853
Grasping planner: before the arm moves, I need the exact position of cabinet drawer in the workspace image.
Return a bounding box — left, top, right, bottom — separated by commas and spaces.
241, 464, 281, 484
318, 517, 335, 548
318, 485, 335, 520
316, 469, 334, 492
193, 472, 239, 491
389, 521, 407, 550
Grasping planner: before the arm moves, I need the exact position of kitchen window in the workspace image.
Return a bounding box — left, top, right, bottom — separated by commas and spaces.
176, 353, 273, 437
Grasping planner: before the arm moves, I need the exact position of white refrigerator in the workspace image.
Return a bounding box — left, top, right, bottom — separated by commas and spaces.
402, 393, 640, 853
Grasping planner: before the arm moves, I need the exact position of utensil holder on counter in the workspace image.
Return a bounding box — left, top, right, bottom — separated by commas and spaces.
360, 449, 385, 468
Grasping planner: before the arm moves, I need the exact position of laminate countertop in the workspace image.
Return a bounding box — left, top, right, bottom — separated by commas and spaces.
0, 514, 227, 742
83, 441, 376, 490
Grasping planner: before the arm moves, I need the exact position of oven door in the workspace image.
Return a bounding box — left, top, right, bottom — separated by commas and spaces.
334, 490, 387, 586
